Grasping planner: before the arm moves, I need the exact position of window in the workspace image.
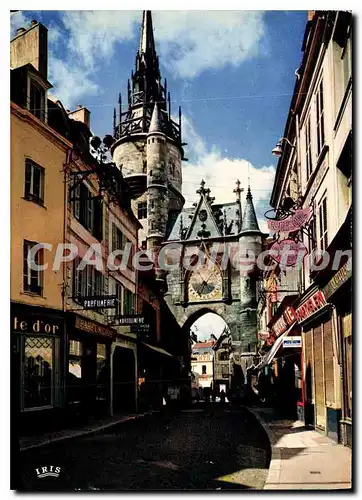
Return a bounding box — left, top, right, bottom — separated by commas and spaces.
73, 182, 103, 240
221, 365, 229, 378
23, 240, 43, 295
202, 365, 207, 375
23, 336, 53, 409
123, 288, 135, 315
29, 79, 45, 121
318, 195, 328, 251
68, 340, 83, 404
115, 281, 123, 316
112, 223, 124, 252
316, 79, 325, 157
73, 259, 104, 304
137, 202, 147, 220
305, 115, 313, 178
24, 159, 44, 204
96, 343, 108, 402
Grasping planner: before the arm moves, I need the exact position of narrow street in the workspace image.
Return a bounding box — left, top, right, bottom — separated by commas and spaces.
19, 405, 271, 491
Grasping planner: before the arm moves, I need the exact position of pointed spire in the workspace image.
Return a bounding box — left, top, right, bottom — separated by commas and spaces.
149, 102, 162, 133
241, 186, 260, 232
139, 11, 156, 57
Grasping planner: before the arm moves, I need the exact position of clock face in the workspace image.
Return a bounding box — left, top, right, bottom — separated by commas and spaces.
188, 264, 222, 301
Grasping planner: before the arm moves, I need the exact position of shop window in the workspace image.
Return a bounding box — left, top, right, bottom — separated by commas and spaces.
24, 159, 44, 204
96, 343, 108, 402
68, 340, 83, 404
316, 78, 325, 158
202, 365, 207, 375
22, 336, 53, 409
29, 79, 45, 121
137, 201, 147, 220
23, 240, 43, 295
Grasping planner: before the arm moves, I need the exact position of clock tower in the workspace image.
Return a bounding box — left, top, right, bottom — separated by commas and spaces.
163, 180, 265, 400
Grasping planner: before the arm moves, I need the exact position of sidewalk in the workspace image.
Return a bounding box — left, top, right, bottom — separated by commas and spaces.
247, 407, 352, 490
19, 410, 160, 452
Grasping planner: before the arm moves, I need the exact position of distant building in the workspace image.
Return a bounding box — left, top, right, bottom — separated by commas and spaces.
191, 339, 215, 389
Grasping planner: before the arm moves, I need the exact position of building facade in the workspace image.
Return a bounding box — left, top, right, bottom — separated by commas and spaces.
191, 340, 215, 391
254, 11, 352, 446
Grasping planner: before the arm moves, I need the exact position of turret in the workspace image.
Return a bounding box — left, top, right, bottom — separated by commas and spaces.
238, 186, 263, 352
146, 103, 169, 280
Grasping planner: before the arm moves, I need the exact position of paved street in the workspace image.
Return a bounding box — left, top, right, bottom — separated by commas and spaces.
18, 405, 271, 491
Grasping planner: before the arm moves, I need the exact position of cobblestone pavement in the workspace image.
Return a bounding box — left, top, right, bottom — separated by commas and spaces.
18, 405, 271, 491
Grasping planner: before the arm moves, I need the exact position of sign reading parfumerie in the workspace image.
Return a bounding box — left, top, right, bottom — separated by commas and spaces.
79, 296, 117, 310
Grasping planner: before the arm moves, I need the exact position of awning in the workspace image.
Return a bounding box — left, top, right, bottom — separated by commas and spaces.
255, 322, 297, 370
141, 342, 173, 357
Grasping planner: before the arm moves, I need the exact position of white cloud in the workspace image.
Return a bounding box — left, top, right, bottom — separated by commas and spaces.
153, 11, 266, 78
10, 11, 30, 38
48, 56, 100, 109
193, 312, 228, 341
60, 11, 140, 69
26, 10, 266, 106
181, 115, 275, 233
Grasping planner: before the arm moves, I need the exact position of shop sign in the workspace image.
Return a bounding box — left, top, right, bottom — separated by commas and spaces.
267, 208, 311, 232
258, 331, 270, 340
74, 315, 115, 338
130, 323, 150, 334
269, 239, 307, 267
295, 290, 327, 323
116, 315, 145, 326
323, 262, 352, 300
79, 295, 117, 310
271, 306, 296, 337
283, 336, 302, 348
13, 315, 62, 335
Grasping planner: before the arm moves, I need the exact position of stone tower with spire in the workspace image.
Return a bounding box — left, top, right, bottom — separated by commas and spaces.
111, 11, 185, 255
238, 186, 263, 352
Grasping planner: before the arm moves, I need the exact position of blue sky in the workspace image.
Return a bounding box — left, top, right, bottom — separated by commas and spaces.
11, 10, 307, 231
11, 10, 307, 338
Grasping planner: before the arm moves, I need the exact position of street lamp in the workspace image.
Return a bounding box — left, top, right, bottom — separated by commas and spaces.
272, 137, 296, 157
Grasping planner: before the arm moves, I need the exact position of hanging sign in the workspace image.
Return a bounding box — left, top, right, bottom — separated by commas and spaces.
269, 239, 307, 267
267, 207, 311, 233
283, 336, 302, 348
258, 331, 270, 340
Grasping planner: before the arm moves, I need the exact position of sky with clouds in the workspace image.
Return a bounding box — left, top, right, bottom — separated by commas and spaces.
11, 9, 307, 338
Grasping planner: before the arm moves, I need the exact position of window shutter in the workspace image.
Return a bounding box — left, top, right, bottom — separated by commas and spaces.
74, 183, 81, 220
313, 325, 326, 428
93, 198, 103, 241
304, 329, 313, 401
24, 161, 32, 197
323, 318, 335, 406
112, 224, 117, 253
322, 197, 328, 249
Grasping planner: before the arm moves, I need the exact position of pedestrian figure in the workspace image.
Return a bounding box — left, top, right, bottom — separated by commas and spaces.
220, 390, 226, 404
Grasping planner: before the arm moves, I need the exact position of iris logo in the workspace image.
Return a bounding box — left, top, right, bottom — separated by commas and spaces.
35, 466, 61, 478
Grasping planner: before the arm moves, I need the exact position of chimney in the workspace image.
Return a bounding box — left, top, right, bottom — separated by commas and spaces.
67, 106, 91, 129
308, 11, 315, 21
10, 21, 48, 78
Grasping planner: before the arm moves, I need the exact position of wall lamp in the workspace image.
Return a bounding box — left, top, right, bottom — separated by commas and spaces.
272, 137, 296, 157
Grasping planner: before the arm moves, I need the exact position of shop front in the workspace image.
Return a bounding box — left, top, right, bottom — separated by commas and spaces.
11, 302, 64, 433
322, 262, 352, 446
66, 313, 116, 420
296, 287, 342, 442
